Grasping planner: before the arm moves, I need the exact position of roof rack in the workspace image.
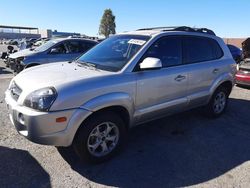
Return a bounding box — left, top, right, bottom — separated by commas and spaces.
136, 26, 216, 36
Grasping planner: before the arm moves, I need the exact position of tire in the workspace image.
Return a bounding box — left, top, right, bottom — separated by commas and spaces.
205, 86, 229, 118
73, 111, 127, 163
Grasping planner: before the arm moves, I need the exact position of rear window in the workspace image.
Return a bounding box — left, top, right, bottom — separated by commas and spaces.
184, 36, 223, 64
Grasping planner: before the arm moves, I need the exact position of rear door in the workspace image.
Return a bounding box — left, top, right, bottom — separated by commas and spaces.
134, 36, 189, 123
183, 36, 224, 108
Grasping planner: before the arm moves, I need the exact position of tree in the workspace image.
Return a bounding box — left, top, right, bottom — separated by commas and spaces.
99, 9, 116, 38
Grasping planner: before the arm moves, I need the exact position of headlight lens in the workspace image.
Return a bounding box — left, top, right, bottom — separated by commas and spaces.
17, 56, 26, 65
18, 56, 25, 60
24, 87, 57, 111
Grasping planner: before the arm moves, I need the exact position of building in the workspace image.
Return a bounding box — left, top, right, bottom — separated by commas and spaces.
50, 30, 80, 38
0, 25, 82, 40
0, 25, 41, 39
223, 38, 246, 48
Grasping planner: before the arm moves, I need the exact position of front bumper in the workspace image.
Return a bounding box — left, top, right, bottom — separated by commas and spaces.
5, 90, 92, 146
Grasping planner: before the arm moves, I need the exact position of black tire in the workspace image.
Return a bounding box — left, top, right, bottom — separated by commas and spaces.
205, 86, 229, 118
73, 111, 127, 163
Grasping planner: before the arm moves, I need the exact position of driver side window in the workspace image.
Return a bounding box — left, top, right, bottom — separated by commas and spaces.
50, 43, 67, 54
141, 36, 182, 68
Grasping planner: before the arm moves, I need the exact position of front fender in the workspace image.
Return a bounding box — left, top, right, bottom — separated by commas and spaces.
80, 92, 135, 121
62, 93, 134, 146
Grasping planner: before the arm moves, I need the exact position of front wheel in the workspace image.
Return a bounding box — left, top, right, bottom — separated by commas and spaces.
205, 87, 229, 118
73, 112, 127, 163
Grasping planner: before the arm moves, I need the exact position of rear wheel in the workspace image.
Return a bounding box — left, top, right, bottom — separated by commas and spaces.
205, 86, 229, 118
73, 112, 127, 163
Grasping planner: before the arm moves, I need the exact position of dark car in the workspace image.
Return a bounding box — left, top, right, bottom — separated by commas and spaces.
26, 38, 38, 48
8, 38, 98, 73
227, 44, 242, 63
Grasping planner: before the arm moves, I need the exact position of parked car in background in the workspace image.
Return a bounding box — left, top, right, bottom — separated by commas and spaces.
227, 44, 242, 63
8, 39, 20, 46
236, 58, 250, 87
7, 38, 98, 73
1, 45, 18, 62
26, 38, 38, 48
5, 26, 236, 163
31, 38, 50, 48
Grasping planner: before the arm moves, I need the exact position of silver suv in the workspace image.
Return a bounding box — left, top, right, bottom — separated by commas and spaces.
5, 26, 236, 163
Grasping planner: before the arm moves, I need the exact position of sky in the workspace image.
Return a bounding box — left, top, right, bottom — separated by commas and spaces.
0, 0, 249, 38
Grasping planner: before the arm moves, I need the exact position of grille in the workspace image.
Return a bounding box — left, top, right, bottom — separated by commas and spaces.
10, 82, 22, 101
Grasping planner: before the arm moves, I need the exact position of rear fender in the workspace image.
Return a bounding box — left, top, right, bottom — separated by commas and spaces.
208, 72, 234, 102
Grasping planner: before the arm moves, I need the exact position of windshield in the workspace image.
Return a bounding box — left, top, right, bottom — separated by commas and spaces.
34, 40, 57, 52
78, 35, 150, 72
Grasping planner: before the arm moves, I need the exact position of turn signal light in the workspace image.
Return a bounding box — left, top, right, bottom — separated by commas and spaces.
56, 117, 67, 123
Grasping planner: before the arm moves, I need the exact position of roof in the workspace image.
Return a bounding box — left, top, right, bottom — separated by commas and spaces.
121, 30, 163, 36
0, 25, 38, 30
120, 26, 216, 37
51, 37, 98, 43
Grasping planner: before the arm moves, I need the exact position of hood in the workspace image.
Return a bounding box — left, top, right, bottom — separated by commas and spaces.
9, 49, 37, 59
13, 62, 112, 92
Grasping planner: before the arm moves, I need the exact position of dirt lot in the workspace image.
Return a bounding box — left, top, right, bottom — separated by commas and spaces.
0, 60, 250, 188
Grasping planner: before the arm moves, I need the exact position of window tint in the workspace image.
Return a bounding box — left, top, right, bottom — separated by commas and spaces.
79, 41, 96, 53
66, 41, 96, 54
142, 36, 182, 68
66, 41, 82, 53
184, 36, 223, 64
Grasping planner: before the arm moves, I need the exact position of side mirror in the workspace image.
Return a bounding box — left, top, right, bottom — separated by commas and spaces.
140, 57, 162, 70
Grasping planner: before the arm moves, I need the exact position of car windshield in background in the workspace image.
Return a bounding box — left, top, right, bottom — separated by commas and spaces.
78, 35, 150, 72
34, 40, 57, 52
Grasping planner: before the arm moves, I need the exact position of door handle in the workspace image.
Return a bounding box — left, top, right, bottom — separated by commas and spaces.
213, 68, 219, 74
175, 75, 186, 82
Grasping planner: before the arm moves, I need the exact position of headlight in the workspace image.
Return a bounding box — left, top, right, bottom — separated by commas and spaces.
24, 87, 57, 111
17, 56, 25, 62
17, 56, 26, 65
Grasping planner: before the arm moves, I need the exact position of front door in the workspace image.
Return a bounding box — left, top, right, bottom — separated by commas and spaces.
134, 36, 188, 123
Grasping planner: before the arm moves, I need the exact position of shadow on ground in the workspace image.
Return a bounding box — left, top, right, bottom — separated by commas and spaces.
58, 97, 250, 187
236, 84, 250, 90
0, 146, 51, 188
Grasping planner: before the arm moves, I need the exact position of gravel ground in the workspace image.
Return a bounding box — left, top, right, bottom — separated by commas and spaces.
0, 60, 250, 188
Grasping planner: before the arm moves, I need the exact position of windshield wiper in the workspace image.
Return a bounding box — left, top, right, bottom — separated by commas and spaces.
76, 60, 98, 70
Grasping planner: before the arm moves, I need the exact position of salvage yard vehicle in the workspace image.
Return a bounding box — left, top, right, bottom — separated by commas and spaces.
236, 59, 250, 86
5, 26, 236, 163
7, 38, 98, 73
236, 38, 250, 87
